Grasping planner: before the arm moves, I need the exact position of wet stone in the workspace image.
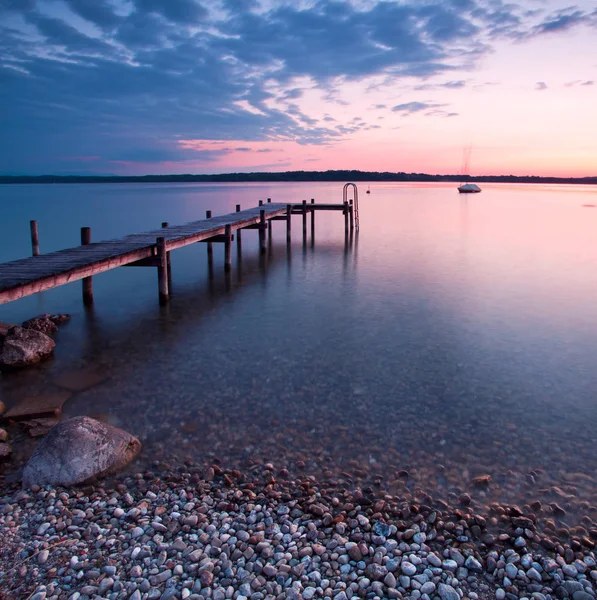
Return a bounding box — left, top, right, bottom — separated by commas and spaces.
438, 583, 460, 600
442, 559, 458, 572
4, 392, 71, 420
366, 563, 388, 580
53, 368, 108, 392
373, 521, 391, 537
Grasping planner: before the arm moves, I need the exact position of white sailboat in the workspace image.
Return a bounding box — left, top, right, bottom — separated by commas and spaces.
458, 182, 481, 193
458, 146, 481, 194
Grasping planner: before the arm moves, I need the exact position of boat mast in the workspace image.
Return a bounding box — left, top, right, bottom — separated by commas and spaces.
461, 145, 472, 184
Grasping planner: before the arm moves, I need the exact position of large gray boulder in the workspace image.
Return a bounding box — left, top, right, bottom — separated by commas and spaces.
0, 326, 55, 369
22, 416, 141, 488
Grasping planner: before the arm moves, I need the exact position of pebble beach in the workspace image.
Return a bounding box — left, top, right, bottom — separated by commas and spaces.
2, 460, 597, 600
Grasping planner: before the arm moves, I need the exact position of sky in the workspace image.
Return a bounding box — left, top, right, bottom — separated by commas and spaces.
1, 0, 596, 177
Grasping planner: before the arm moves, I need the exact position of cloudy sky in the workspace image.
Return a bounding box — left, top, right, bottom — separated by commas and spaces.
1, 0, 596, 176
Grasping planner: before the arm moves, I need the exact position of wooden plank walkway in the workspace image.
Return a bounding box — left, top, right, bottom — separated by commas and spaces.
0, 203, 289, 305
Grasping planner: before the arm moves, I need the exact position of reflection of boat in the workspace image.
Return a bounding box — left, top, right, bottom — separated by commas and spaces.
366, 186, 371, 194
458, 183, 481, 194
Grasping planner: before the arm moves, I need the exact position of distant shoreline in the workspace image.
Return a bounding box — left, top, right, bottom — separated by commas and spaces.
1, 170, 596, 185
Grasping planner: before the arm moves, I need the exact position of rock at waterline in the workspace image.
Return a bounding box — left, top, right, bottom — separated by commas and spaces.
0, 322, 14, 337
4, 392, 71, 420
22, 416, 141, 488
21, 417, 60, 438
22, 314, 70, 336
53, 367, 107, 392
0, 326, 55, 369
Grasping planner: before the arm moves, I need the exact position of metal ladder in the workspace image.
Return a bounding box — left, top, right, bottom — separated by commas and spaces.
343, 182, 359, 230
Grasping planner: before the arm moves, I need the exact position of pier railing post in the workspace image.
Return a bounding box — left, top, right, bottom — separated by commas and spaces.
81, 227, 93, 306
259, 209, 266, 254
30, 220, 40, 256
224, 224, 232, 272
236, 204, 242, 256
286, 204, 292, 243
161, 221, 172, 289
157, 236, 169, 305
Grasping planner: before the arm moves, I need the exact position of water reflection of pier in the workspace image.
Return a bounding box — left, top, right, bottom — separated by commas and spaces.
79, 227, 359, 367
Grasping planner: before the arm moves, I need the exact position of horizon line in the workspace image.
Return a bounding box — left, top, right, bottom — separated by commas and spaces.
1, 169, 597, 184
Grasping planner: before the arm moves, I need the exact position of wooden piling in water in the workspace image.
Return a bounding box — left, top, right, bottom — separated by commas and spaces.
344, 202, 349, 235
157, 238, 170, 303
259, 209, 267, 254
157, 237, 169, 305
236, 204, 242, 256
205, 210, 213, 261
286, 204, 292, 243
224, 224, 232, 272
161, 222, 172, 288
349, 200, 354, 231
30, 220, 39, 257
302, 200, 307, 243
311, 198, 315, 240
81, 227, 93, 305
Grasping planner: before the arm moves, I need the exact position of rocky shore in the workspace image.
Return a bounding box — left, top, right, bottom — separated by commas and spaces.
3, 312, 597, 600
2, 463, 597, 600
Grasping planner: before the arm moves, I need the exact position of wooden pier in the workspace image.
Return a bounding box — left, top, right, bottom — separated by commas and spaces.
0, 199, 355, 306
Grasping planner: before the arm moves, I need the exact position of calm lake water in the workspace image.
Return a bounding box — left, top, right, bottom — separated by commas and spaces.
2, 181, 597, 523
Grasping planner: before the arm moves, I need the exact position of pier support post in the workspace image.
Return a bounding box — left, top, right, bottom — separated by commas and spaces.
236, 204, 242, 257
344, 202, 349, 236
259, 209, 267, 254
224, 224, 232, 272
206, 210, 213, 268
81, 227, 93, 306
302, 200, 307, 244
310, 198, 315, 241
349, 200, 354, 232
161, 222, 172, 289
30, 220, 40, 256
286, 204, 292, 243
157, 236, 169, 305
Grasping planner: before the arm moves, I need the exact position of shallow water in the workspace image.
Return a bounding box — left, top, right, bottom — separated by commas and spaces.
2, 181, 597, 523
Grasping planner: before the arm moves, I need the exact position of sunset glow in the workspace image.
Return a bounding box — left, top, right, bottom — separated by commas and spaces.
1, 0, 596, 177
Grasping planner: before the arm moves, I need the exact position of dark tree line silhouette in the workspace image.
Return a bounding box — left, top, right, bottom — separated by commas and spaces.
1, 170, 595, 185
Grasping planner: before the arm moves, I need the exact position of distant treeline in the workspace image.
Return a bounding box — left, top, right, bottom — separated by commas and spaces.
1, 170, 596, 185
